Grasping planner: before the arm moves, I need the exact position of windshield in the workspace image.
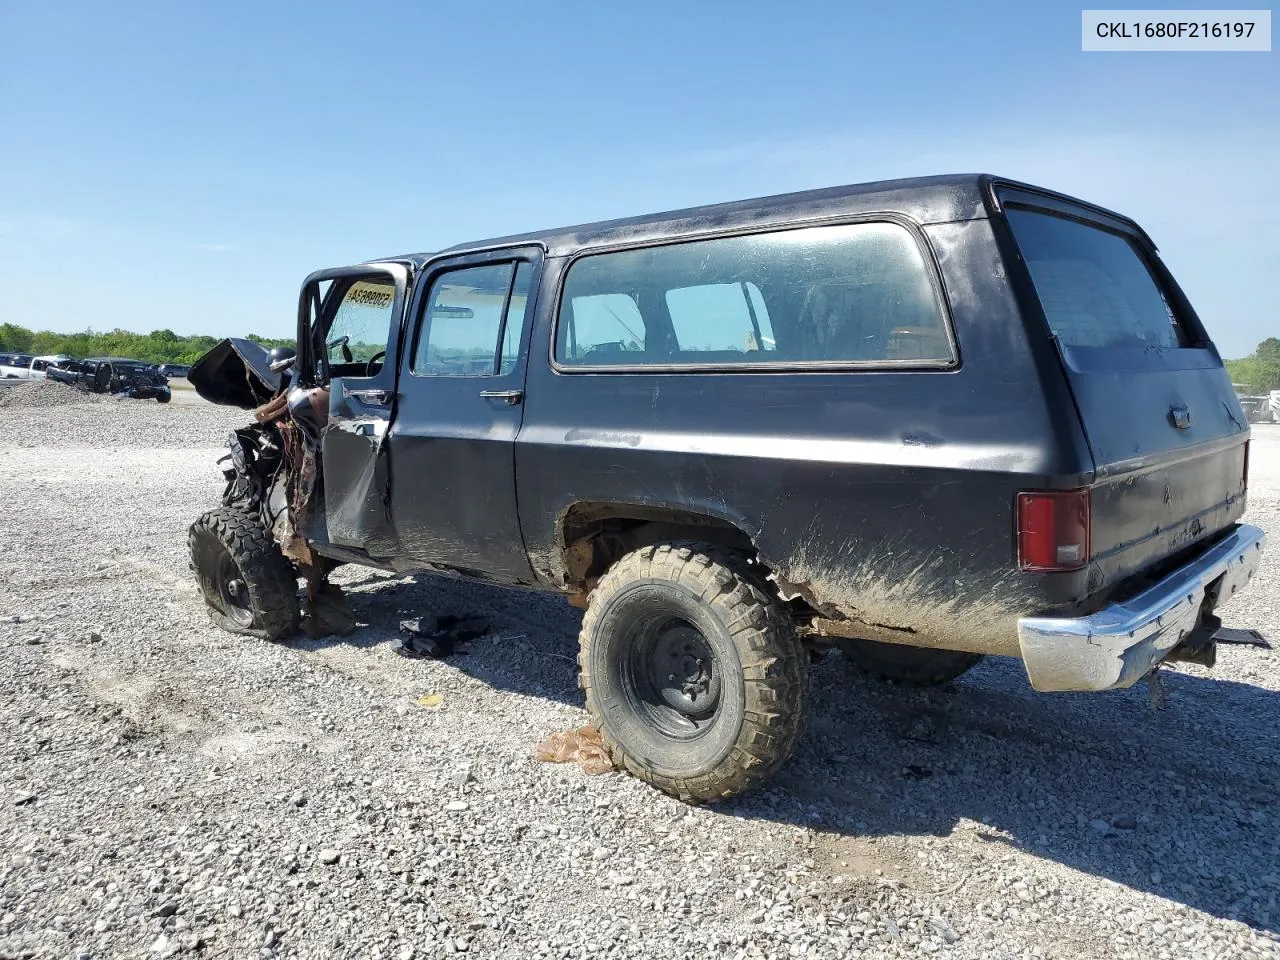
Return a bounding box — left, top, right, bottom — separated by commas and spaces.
1005, 208, 1187, 349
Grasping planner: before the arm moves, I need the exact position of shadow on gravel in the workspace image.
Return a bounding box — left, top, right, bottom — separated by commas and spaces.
302, 571, 1280, 934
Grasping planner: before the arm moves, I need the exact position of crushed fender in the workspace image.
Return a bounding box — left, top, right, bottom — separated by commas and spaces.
533, 726, 616, 776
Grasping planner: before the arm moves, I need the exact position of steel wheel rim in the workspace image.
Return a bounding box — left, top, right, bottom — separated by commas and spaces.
214, 551, 254, 627
622, 616, 721, 740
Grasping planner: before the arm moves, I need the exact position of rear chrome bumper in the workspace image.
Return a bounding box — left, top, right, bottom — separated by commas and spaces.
1017, 524, 1266, 692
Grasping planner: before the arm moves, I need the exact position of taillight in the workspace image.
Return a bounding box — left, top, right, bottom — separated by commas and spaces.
1017, 489, 1091, 572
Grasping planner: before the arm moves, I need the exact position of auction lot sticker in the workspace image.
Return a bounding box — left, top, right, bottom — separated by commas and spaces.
1082, 9, 1271, 50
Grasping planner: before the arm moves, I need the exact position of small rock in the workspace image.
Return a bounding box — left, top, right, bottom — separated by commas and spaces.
454, 937, 469, 953
318, 849, 341, 865
292, 793, 308, 808
445, 800, 469, 812
591, 846, 611, 861
24, 634, 43, 645
228, 904, 243, 919
1089, 819, 1113, 834
88, 631, 104, 644
150, 934, 171, 954
451, 765, 475, 788
263, 930, 279, 948
13, 791, 37, 806
1112, 816, 1138, 830
154, 902, 179, 918
94, 919, 111, 934
607, 871, 634, 886
931, 918, 960, 943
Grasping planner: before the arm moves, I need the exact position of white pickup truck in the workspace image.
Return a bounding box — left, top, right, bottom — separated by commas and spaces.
0, 354, 72, 379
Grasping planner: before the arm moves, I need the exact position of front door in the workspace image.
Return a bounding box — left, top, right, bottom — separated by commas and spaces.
389, 249, 541, 583
298, 263, 408, 558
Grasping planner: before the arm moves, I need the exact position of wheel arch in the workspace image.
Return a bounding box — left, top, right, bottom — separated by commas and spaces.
549, 500, 760, 605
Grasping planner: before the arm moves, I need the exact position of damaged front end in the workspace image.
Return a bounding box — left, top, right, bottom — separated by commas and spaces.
191, 338, 348, 633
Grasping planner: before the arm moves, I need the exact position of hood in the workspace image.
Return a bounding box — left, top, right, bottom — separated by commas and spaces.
188, 338, 282, 409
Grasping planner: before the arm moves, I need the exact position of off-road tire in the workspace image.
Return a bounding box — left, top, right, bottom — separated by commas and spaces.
579, 542, 807, 803
189, 505, 300, 640
156, 392, 171, 404
837, 638, 981, 686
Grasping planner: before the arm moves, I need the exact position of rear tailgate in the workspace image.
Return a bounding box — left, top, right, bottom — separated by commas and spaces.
1001, 190, 1249, 590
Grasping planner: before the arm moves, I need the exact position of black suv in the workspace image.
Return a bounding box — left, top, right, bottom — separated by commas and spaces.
188, 174, 1265, 802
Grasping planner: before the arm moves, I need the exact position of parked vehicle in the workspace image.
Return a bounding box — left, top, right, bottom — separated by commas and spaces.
187, 174, 1265, 802
0, 354, 70, 379
46, 357, 172, 402
156, 363, 192, 378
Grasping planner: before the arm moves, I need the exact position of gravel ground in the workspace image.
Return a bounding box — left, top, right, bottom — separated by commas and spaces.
1, 396, 1278, 960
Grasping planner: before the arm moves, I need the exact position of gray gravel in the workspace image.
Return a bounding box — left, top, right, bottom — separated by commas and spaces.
0, 380, 112, 409
1, 400, 1278, 960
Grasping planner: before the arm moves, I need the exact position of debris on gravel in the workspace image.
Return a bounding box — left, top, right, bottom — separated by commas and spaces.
2, 398, 1279, 959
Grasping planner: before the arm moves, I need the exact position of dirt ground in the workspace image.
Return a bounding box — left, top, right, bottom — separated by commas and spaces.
1, 398, 1277, 960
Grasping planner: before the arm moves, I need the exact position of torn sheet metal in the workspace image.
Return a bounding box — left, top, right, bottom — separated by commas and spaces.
189, 338, 281, 409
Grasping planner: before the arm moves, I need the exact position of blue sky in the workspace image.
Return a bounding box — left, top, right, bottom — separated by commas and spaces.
0, 0, 1275, 357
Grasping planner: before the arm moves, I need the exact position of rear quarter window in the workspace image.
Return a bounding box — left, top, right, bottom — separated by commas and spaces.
555, 221, 953, 369
1005, 208, 1187, 349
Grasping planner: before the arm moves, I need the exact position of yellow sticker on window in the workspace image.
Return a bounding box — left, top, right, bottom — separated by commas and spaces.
346, 281, 394, 310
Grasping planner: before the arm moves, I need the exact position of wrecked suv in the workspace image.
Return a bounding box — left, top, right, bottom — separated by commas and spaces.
188, 174, 1265, 802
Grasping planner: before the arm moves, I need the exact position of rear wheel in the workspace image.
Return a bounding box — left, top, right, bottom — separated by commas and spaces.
837, 638, 981, 686
189, 505, 300, 640
579, 542, 807, 802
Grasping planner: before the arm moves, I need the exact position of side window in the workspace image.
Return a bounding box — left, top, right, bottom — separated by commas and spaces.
555, 222, 952, 368
665, 282, 777, 355
560, 293, 645, 360
326, 278, 396, 373
413, 261, 532, 377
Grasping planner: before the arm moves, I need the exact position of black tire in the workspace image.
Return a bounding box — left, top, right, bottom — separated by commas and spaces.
837, 638, 981, 686
156, 391, 171, 404
579, 542, 807, 803
188, 505, 300, 640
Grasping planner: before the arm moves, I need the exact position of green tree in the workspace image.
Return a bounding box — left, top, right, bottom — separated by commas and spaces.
1226, 338, 1280, 393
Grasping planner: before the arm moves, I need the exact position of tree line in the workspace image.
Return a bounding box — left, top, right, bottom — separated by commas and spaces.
0, 323, 294, 366
1225, 338, 1280, 394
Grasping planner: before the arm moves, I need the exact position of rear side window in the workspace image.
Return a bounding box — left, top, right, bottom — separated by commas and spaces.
555, 222, 952, 368
1005, 208, 1186, 349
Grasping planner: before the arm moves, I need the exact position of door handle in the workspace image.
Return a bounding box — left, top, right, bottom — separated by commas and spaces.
347, 387, 391, 406
479, 389, 523, 405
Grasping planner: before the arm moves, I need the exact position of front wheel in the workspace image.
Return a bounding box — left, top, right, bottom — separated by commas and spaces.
189, 505, 300, 640
579, 542, 807, 803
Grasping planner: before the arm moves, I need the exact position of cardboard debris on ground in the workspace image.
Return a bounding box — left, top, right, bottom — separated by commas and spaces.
533, 726, 616, 776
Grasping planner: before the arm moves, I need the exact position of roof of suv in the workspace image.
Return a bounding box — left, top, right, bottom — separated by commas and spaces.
386, 173, 1136, 265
